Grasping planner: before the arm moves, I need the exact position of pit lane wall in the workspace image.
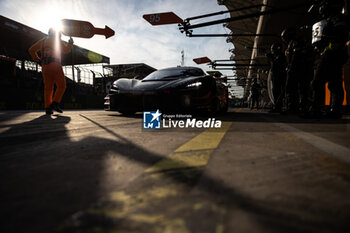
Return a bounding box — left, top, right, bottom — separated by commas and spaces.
0, 58, 104, 110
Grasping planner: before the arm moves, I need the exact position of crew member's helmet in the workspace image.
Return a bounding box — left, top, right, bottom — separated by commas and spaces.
319, 0, 343, 17
271, 42, 282, 55
281, 28, 296, 43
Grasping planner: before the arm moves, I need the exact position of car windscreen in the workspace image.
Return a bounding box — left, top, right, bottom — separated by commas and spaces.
143, 68, 205, 81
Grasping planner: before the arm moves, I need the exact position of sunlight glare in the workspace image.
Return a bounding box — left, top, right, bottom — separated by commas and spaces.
39, 6, 65, 56
39, 6, 65, 33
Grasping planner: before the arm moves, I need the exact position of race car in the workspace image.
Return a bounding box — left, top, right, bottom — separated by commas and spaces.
104, 66, 228, 114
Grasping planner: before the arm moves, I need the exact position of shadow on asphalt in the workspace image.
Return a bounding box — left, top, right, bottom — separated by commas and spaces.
0, 114, 161, 233
0, 110, 28, 123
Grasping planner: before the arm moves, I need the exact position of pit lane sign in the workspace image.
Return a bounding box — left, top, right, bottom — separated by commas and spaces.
143, 12, 183, 25
193, 57, 212, 64
61, 19, 115, 39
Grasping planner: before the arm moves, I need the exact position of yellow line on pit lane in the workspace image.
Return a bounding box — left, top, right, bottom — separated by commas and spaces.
145, 122, 232, 173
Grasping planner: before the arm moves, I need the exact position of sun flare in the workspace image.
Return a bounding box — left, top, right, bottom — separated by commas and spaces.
37, 5, 66, 34
45, 8, 63, 31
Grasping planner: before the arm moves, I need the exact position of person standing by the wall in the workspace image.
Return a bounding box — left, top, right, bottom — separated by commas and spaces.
281, 28, 310, 114
268, 43, 287, 113
310, 1, 349, 118
250, 78, 261, 110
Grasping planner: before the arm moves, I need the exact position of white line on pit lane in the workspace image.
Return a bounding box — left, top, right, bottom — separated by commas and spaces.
269, 120, 350, 165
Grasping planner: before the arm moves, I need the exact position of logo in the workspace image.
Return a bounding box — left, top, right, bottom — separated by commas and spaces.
143, 110, 162, 129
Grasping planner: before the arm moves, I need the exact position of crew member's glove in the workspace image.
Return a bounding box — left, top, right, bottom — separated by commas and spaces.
68, 38, 74, 45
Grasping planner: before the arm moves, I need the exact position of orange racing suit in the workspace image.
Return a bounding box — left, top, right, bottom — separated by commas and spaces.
29, 37, 72, 108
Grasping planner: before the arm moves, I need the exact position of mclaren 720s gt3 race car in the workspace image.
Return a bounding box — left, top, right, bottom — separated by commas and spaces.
104, 66, 228, 114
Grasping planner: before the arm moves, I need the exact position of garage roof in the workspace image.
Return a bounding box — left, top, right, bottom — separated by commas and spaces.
220, 0, 261, 86
220, 0, 317, 86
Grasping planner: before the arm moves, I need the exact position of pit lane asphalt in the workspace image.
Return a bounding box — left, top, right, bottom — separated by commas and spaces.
0, 109, 349, 233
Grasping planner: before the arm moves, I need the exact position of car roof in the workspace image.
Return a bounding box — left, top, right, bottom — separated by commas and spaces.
158, 66, 203, 71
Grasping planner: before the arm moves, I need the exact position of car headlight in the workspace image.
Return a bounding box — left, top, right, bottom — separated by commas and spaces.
186, 82, 202, 88
109, 83, 120, 93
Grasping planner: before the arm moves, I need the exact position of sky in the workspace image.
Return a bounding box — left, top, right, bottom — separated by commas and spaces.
0, 0, 244, 97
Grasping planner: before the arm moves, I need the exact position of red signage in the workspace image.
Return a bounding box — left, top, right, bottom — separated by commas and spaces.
143, 12, 183, 26
61, 19, 115, 39
193, 57, 212, 64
